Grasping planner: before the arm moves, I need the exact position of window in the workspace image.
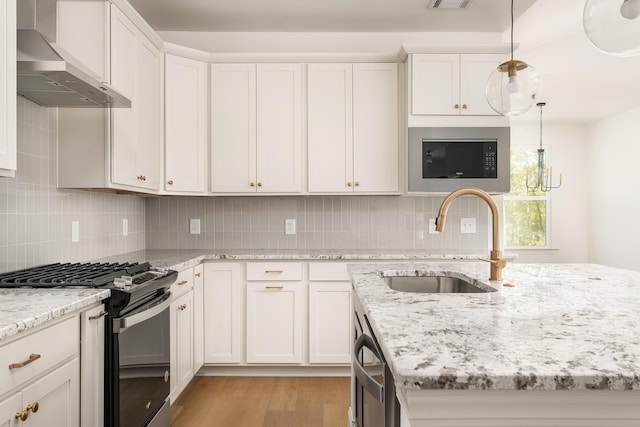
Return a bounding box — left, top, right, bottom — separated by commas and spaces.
504, 147, 550, 248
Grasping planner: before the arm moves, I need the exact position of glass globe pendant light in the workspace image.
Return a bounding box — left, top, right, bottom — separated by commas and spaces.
485, 0, 541, 116
584, 0, 640, 57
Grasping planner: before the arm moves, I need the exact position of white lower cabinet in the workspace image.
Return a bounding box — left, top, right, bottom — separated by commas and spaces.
170, 268, 195, 403
0, 316, 80, 427
193, 264, 204, 372
246, 281, 304, 364
81, 305, 106, 427
203, 263, 244, 364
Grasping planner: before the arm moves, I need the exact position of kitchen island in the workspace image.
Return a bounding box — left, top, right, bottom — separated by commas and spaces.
349, 262, 640, 426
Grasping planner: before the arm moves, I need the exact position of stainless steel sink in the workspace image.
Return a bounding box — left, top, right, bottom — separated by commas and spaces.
383, 275, 496, 293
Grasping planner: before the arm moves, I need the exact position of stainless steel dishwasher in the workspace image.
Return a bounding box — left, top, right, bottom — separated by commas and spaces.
351, 294, 400, 427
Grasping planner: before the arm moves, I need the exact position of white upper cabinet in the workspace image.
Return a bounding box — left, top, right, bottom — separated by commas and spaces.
412, 53, 504, 116
211, 63, 302, 193
308, 63, 399, 194
164, 54, 208, 193
110, 5, 161, 191
0, 0, 16, 178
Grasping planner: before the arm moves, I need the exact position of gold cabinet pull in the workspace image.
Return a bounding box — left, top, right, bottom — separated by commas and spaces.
167, 180, 174, 185
88, 311, 107, 321
27, 402, 39, 413
15, 411, 28, 421
265, 285, 284, 290
257, 182, 263, 187
462, 104, 468, 109
355, 182, 360, 187
9, 354, 41, 369
454, 103, 459, 109
264, 270, 283, 274
178, 304, 187, 311
250, 182, 255, 187
195, 272, 201, 278
347, 182, 352, 187
177, 280, 188, 286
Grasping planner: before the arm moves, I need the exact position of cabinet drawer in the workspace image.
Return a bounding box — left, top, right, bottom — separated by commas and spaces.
246, 262, 303, 281
309, 262, 350, 281
0, 316, 79, 396
171, 267, 194, 298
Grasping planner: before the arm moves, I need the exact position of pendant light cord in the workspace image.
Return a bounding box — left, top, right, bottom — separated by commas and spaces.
510, 0, 514, 62
539, 103, 543, 149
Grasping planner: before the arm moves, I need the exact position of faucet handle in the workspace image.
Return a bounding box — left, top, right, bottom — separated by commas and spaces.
478, 257, 507, 269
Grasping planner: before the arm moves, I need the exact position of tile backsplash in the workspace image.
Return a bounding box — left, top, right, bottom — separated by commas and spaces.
0, 98, 145, 273
146, 194, 490, 253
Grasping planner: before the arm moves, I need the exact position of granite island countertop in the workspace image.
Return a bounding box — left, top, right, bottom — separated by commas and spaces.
349, 262, 640, 392
0, 288, 110, 343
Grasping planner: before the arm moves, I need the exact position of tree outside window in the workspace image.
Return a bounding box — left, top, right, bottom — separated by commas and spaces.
504, 147, 549, 248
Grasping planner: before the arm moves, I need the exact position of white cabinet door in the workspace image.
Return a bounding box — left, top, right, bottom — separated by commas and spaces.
165, 54, 208, 193
203, 263, 244, 364
0, 0, 16, 178
460, 54, 504, 116
210, 64, 257, 193
309, 281, 353, 364
412, 53, 459, 115
412, 53, 503, 116
307, 63, 353, 193
353, 63, 399, 193
81, 305, 105, 427
22, 359, 80, 427
256, 64, 302, 193
170, 290, 194, 402
110, 5, 160, 191
192, 264, 204, 372
0, 393, 21, 427
246, 282, 304, 364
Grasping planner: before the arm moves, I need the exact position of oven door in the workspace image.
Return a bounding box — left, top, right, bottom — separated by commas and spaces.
115, 292, 172, 427
353, 334, 386, 427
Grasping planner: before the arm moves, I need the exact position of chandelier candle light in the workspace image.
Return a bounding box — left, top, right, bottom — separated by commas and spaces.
526, 102, 562, 192
485, 0, 541, 116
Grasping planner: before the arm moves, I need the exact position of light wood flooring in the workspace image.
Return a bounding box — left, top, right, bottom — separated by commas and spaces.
171, 376, 351, 427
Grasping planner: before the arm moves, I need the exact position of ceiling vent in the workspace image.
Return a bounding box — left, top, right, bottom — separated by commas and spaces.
429, 0, 474, 9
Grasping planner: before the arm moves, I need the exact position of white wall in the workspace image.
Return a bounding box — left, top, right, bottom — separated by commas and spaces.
509, 122, 589, 263
587, 107, 640, 272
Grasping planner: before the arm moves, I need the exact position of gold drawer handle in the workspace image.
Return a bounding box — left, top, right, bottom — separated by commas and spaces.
9, 354, 41, 369
250, 182, 255, 187
177, 280, 188, 286
454, 103, 459, 109
27, 402, 39, 413
195, 272, 201, 278
265, 270, 283, 274
167, 180, 174, 185
355, 182, 360, 187
265, 286, 284, 290
178, 304, 187, 311
89, 311, 107, 321
347, 182, 352, 187
462, 104, 468, 109
15, 411, 28, 421
257, 182, 263, 187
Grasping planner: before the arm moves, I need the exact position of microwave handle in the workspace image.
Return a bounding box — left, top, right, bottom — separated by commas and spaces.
352, 334, 384, 403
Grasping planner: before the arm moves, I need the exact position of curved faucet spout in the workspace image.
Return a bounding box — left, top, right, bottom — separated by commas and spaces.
436, 188, 505, 281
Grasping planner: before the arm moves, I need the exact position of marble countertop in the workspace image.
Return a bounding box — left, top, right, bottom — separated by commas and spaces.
0, 288, 110, 343
349, 262, 640, 392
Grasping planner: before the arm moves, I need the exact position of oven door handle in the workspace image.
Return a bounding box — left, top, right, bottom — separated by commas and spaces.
353, 334, 385, 403
114, 292, 172, 333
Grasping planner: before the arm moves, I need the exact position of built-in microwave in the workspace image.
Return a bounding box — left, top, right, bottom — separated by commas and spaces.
408, 127, 510, 193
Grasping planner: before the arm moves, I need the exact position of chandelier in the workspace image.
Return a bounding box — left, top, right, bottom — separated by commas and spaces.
526, 102, 562, 192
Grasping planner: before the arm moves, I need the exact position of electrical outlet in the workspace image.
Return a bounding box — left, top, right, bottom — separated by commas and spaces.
285, 219, 296, 235
460, 218, 477, 234
428, 218, 439, 234
122, 219, 128, 236
190, 218, 201, 235
71, 220, 80, 242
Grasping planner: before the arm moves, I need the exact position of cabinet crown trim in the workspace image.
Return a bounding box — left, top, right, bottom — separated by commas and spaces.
402, 43, 514, 55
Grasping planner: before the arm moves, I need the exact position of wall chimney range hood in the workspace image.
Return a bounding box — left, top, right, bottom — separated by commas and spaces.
17, 0, 131, 108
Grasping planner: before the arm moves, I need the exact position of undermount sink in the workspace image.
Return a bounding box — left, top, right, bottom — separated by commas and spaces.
383, 275, 496, 294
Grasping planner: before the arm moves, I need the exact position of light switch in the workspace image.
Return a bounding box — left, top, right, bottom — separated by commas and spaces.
428, 218, 439, 234
190, 218, 201, 235
285, 219, 296, 235
460, 218, 477, 234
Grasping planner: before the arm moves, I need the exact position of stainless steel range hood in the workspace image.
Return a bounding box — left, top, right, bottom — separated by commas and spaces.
17, 0, 131, 108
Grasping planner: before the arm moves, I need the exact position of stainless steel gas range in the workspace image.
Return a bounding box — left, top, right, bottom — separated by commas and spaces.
0, 262, 178, 427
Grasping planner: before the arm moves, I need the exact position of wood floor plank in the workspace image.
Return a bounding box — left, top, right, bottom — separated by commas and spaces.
171, 376, 350, 427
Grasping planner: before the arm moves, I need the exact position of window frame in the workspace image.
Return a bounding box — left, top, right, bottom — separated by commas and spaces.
503, 146, 552, 250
